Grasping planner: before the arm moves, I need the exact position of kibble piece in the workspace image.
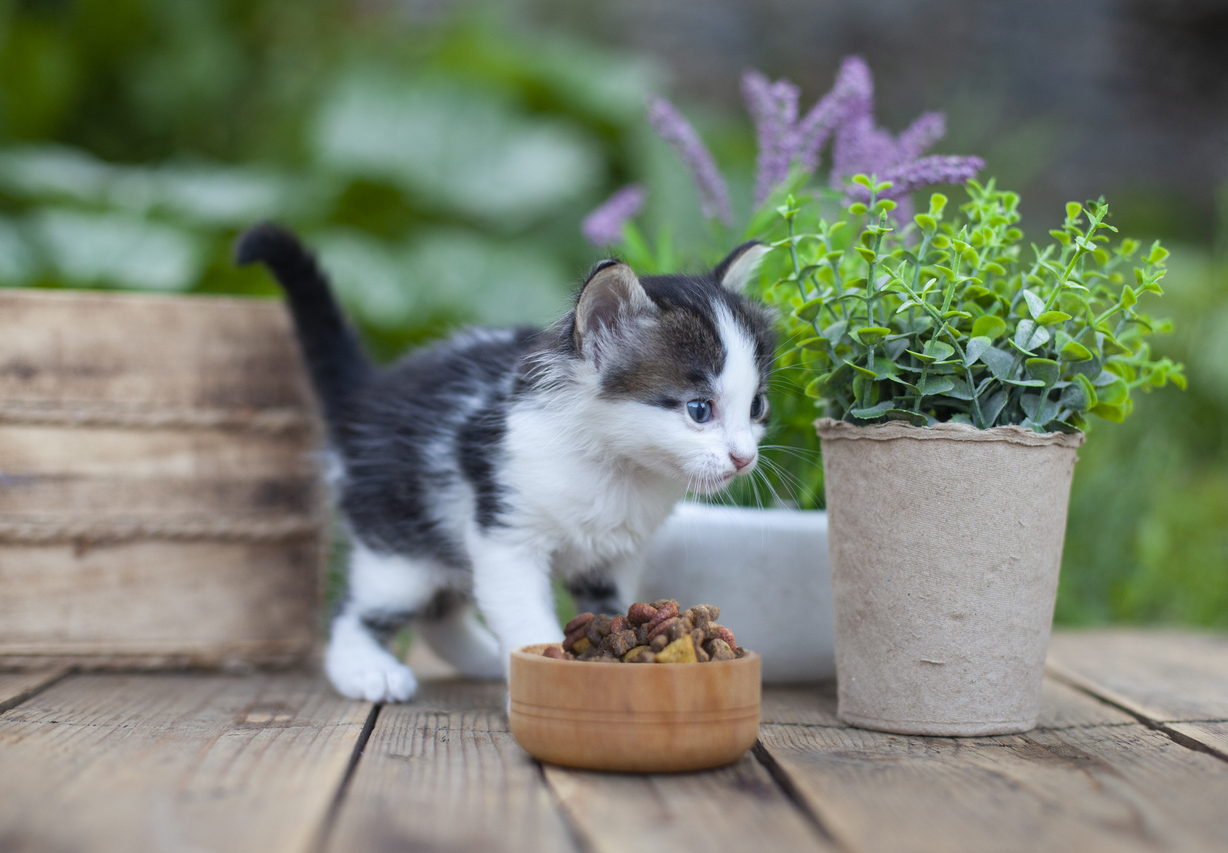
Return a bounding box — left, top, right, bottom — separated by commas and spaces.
649, 599, 676, 610
563, 624, 589, 652
691, 604, 720, 624
644, 601, 679, 633
705, 639, 736, 661
542, 646, 566, 660
655, 635, 698, 664
627, 603, 658, 625
622, 646, 655, 663
665, 614, 693, 644
602, 629, 637, 657
609, 615, 629, 634
571, 637, 592, 655
586, 614, 615, 645
648, 616, 678, 642
564, 612, 595, 634
715, 625, 736, 648
634, 624, 649, 645
650, 633, 670, 653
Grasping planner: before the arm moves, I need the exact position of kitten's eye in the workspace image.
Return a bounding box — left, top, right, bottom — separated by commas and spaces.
686, 399, 713, 424
750, 393, 768, 420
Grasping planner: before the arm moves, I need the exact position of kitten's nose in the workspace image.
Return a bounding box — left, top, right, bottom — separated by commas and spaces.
730, 452, 755, 471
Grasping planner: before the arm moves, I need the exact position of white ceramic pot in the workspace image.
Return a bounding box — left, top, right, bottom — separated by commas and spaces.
638, 502, 835, 683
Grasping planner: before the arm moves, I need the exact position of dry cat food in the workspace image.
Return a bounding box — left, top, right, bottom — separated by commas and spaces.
540, 600, 747, 663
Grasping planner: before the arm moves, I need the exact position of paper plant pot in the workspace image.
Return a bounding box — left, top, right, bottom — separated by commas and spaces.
816, 418, 1084, 736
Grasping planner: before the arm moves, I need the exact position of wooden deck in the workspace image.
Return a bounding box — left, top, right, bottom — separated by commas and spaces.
2, 629, 1227, 853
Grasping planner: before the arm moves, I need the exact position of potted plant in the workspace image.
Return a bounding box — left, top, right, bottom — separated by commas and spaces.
755, 178, 1184, 734
585, 56, 1186, 727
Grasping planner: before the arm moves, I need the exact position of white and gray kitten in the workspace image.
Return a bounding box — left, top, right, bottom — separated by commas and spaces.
236, 225, 773, 702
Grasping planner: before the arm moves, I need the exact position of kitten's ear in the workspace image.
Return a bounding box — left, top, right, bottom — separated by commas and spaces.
713, 240, 769, 292
574, 260, 653, 358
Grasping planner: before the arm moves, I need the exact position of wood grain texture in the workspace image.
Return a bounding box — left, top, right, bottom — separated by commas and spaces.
509, 646, 761, 773
762, 678, 1135, 730
0, 539, 321, 667
543, 755, 832, 853
0, 289, 313, 410
0, 672, 371, 853
324, 680, 577, 853
0, 667, 68, 713
1047, 629, 1228, 722
761, 716, 1228, 853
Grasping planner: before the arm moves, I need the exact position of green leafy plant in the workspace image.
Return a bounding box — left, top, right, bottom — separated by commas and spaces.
759, 177, 1186, 433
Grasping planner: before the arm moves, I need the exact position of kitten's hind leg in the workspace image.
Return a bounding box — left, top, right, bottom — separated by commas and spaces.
324, 541, 440, 703
415, 604, 504, 680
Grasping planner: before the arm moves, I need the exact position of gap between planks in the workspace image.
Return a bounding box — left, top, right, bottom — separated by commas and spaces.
0, 666, 71, 714
1048, 659, 1228, 762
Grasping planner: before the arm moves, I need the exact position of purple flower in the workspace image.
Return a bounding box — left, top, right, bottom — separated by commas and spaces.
741, 59, 881, 207
646, 96, 734, 226
829, 56, 982, 205
581, 184, 646, 246
742, 70, 800, 207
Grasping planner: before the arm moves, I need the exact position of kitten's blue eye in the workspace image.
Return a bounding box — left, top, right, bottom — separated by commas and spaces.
750, 394, 767, 420
686, 399, 713, 424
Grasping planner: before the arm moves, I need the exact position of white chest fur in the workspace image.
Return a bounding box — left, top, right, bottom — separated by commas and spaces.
502, 401, 683, 574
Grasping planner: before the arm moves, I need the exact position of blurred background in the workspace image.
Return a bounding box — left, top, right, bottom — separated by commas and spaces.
0, 0, 1223, 627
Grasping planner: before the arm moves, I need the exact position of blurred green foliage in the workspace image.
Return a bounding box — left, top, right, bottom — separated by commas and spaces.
0, 0, 1222, 627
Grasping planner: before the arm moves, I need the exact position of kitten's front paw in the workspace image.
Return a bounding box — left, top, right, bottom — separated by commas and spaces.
325, 645, 418, 703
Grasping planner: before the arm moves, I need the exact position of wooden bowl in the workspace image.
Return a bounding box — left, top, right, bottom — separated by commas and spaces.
508, 643, 761, 773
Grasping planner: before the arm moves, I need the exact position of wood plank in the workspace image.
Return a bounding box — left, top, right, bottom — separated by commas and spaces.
761, 715, 1228, 853
325, 680, 578, 853
0, 666, 68, 713
1166, 721, 1228, 760
762, 677, 1134, 729
0, 539, 320, 668
0, 289, 314, 411
1047, 629, 1228, 722
0, 672, 372, 853
543, 755, 832, 853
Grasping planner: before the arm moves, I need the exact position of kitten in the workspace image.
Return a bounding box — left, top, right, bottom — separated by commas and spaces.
236, 225, 773, 702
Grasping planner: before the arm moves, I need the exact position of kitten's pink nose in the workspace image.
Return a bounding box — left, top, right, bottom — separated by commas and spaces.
730, 453, 755, 471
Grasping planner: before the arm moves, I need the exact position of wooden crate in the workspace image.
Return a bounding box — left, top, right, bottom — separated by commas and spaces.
0, 289, 327, 669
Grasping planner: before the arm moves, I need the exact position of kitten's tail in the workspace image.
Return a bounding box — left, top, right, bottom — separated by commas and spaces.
234, 224, 373, 432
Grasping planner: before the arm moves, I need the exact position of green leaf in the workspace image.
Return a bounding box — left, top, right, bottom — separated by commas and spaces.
885, 409, 930, 426
855, 246, 876, 262
914, 213, 937, 232
1025, 358, 1060, 386
1004, 378, 1046, 387
794, 299, 824, 322
822, 319, 849, 344
1060, 340, 1094, 361
920, 375, 955, 396
1089, 402, 1126, 423
849, 363, 878, 379
971, 315, 1007, 339
1120, 285, 1138, 309
850, 401, 894, 419
1022, 289, 1045, 318
908, 341, 956, 363
853, 327, 891, 346
1097, 375, 1129, 405
981, 346, 1016, 380
963, 335, 993, 366
1036, 311, 1071, 325
981, 390, 1009, 425
945, 377, 975, 400
798, 337, 829, 351
1014, 319, 1050, 351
